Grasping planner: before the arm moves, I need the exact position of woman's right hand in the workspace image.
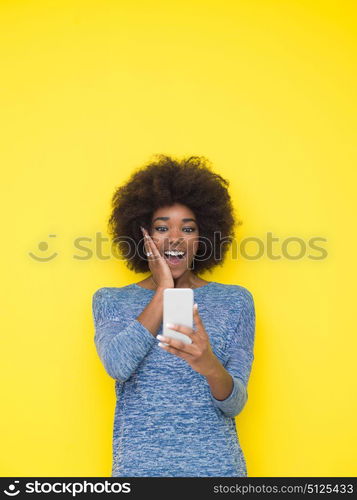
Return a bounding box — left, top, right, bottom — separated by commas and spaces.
140, 226, 174, 289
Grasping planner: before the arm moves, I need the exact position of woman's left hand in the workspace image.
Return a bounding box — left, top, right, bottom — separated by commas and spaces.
157, 303, 219, 377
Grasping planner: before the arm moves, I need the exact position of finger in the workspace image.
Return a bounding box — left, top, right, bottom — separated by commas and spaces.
142, 227, 160, 261
193, 303, 203, 325
142, 236, 151, 259
157, 335, 196, 354
158, 342, 194, 362
145, 231, 161, 257
193, 304, 205, 336
165, 322, 195, 337
141, 227, 151, 256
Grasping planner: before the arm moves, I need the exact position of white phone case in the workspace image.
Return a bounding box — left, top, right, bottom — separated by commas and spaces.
163, 288, 194, 345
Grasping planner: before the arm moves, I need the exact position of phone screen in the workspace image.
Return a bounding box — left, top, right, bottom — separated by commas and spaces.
163, 288, 194, 345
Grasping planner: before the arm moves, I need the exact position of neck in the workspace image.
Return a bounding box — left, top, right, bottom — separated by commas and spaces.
151, 272, 198, 289
173, 273, 197, 288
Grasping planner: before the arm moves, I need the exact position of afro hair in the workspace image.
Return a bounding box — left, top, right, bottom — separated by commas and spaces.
107, 154, 242, 274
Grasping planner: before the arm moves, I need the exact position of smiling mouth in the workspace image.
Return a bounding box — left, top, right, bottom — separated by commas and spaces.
163, 251, 186, 262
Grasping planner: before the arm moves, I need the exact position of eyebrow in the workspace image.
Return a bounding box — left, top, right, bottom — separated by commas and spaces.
152, 217, 197, 223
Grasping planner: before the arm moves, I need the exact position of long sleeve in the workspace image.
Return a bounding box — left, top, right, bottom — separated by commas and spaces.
92, 288, 156, 382
210, 289, 256, 418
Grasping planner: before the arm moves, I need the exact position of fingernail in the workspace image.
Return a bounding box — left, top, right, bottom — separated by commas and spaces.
157, 334, 164, 340
158, 342, 166, 348
194, 303, 198, 310
166, 323, 175, 328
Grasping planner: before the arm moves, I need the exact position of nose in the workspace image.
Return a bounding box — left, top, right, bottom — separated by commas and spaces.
165, 231, 185, 249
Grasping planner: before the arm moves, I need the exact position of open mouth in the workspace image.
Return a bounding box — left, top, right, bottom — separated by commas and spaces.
163, 250, 186, 264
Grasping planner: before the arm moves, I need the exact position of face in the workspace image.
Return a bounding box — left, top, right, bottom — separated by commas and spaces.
149, 203, 200, 275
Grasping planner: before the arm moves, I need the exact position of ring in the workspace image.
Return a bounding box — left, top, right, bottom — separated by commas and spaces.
146, 251, 153, 257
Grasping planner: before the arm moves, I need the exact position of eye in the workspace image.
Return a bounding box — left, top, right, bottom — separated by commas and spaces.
154, 226, 196, 233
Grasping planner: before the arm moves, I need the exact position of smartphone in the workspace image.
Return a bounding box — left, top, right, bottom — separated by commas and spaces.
163, 288, 194, 345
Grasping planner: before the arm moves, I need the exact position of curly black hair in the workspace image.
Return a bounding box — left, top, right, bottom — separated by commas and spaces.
107, 154, 242, 274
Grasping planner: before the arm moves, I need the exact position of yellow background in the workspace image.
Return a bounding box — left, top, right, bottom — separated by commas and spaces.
1, 0, 356, 477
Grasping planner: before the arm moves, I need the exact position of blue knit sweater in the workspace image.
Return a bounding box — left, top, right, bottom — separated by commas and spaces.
92, 281, 256, 477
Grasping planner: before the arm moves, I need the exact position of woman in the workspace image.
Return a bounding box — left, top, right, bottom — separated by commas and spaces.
92, 154, 256, 477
